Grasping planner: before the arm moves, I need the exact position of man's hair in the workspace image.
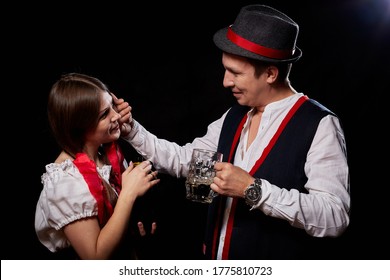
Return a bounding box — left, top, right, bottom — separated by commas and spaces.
248, 58, 292, 84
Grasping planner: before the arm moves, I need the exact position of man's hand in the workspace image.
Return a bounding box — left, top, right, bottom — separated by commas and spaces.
212, 162, 254, 198
137, 221, 157, 236
111, 92, 133, 137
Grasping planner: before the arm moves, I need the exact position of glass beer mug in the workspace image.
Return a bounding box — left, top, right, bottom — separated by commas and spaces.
185, 149, 223, 203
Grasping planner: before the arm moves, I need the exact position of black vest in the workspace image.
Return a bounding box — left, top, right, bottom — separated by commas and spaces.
204, 98, 340, 259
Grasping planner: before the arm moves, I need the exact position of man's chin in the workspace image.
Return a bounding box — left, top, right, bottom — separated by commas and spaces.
235, 98, 248, 106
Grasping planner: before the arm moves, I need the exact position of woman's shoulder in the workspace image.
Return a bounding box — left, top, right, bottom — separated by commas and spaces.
43, 150, 80, 179
41, 156, 88, 199
54, 151, 74, 164
42, 152, 112, 185
42, 158, 79, 183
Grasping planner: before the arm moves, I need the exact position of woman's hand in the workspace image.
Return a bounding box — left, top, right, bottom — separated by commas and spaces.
121, 160, 160, 198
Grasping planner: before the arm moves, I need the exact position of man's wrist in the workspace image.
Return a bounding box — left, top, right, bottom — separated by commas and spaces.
121, 121, 136, 140
244, 178, 262, 207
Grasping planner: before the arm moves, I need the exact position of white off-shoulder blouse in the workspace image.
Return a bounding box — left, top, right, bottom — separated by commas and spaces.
35, 159, 113, 253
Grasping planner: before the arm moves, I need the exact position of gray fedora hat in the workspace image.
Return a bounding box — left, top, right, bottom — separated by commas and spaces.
213, 5, 302, 63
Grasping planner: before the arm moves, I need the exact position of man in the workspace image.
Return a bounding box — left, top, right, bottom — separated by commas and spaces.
116, 4, 350, 259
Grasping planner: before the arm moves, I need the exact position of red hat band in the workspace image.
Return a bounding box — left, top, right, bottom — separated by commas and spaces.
227, 26, 294, 60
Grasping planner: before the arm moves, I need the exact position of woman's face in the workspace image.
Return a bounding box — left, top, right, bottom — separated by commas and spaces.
85, 91, 121, 146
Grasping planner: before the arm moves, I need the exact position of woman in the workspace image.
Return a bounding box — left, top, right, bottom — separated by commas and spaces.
35, 73, 159, 259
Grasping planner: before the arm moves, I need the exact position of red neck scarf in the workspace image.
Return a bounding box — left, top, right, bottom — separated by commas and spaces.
72, 142, 124, 226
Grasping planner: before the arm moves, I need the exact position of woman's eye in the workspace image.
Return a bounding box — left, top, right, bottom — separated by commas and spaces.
99, 111, 109, 120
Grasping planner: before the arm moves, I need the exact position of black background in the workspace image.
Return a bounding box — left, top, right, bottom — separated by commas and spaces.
3, 0, 389, 259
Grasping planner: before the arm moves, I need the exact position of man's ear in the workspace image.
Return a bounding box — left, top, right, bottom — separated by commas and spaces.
266, 65, 278, 83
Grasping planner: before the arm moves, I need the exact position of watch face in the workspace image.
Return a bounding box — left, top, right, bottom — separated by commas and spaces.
248, 187, 260, 200
245, 179, 262, 206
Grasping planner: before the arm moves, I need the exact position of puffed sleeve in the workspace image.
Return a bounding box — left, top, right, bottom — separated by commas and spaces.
35, 160, 98, 252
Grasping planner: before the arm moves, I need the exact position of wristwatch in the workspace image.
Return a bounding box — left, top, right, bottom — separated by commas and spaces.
244, 178, 262, 206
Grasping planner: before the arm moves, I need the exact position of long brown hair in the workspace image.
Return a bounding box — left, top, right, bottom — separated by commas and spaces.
47, 72, 110, 155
